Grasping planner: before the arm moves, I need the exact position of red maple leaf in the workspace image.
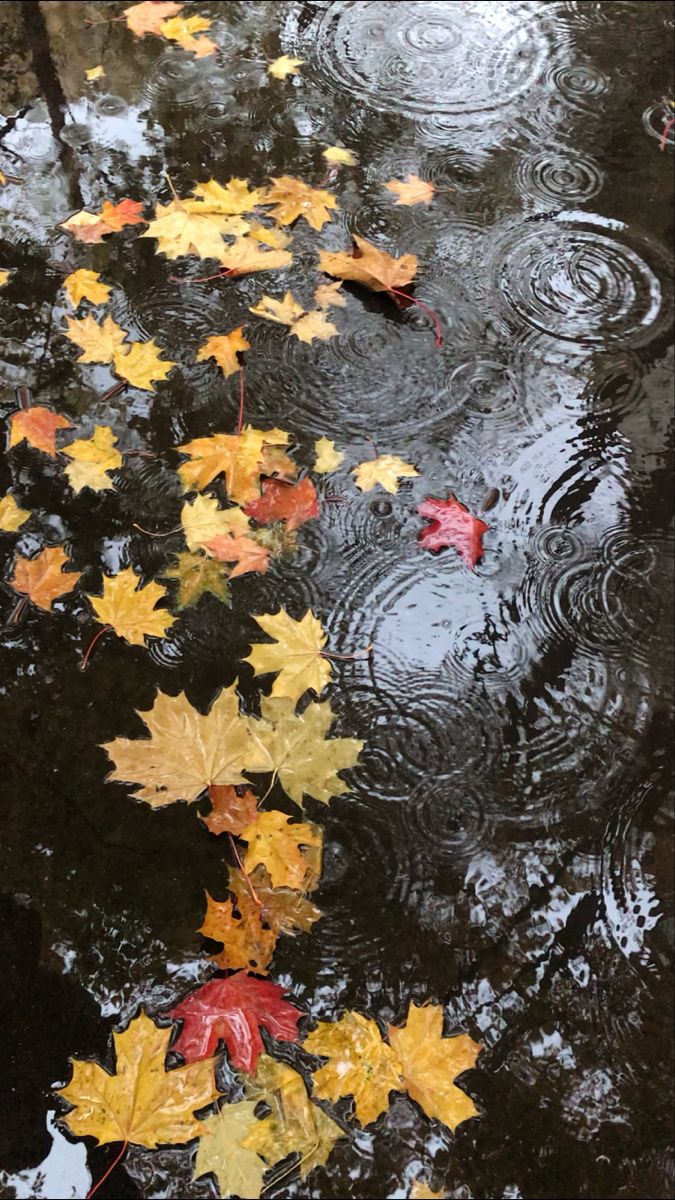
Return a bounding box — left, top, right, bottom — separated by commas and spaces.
418, 496, 489, 568
168, 972, 303, 1071
244, 477, 319, 531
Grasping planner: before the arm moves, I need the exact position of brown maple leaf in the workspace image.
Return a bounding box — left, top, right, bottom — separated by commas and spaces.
199, 882, 276, 974
319, 235, 417, 293
200, 785, 259, 836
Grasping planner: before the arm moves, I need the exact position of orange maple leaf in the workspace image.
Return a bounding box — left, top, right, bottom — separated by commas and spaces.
204, 533, 270, 579
200, 785, 259, 836
98, 198, 146, 231
9, 408, 72, 456
123, 1, 183, 37
10, 546, 81, 611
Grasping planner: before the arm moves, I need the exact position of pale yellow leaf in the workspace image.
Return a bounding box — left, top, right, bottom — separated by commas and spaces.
181, 494, 250, 551
64, 314, 128, 364
88, 567, 175, 646
0, 494, 31, 532
194, 1103, 265, 1200
352, 454, 419, 494
384, 174, 436, 206
313, 436, 344, 473
323, 146, 357, 166
245, 608, 332, 703
85, 65, 105, 81
268, 55, 304, 80
63, 425, 122, 494
113, 340, 175, 391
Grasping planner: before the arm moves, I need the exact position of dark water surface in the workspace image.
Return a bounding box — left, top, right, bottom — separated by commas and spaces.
1, 2, 673, 1197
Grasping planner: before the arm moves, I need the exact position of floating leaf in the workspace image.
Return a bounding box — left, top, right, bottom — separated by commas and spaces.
194, 1102, 265, 1200
9, 407, 72, 456
204, 532, 270, 579
256, 696, 363, 807
178, 426, 294, 503
353, 454, 419, 495
313, 280, 346, 309
61, 199, 145, 243
142, 199, 247, 260
0, 494, 31, 532
244, 478, 319, 531
10, 546, 81, 611
185, 177, 266, 214
243, 1055, 344, 1178
163, 551, 230, 609
160, 14, 217, 57
305, 1011, 403, 1127
268, 55, 304, 79
319, 235, 417, 293
101, 687, 271, 807
417, 496, 489, 568
246, 864, 322, 935
313, 437, 344, 473
113, 340, 176, 391
123, 1, 183, 37
200, 785, 258, 837
388, 1003, 481, 1131
63, 425, 122, 493
241, 810, 322, 891
85, 65, 105, 81
58, 1011, 218, 1148
63, 269, 111, 308
199, 882, 277, 974
88, 568, 175, 647
250, 292, 338, 343
410, 1181, 445, 1199
219, 236, 292, 276
0, 268, 11, 287
245, 608, 331, 703
181, 495, 250, 552
196, 329, 250, 377
264, 176, 338, 231
169, 973, 302, 1072
98, 198, 146, 231
323, 146, 357, 166
384, 175, 436, 206
64, 314, 128, 363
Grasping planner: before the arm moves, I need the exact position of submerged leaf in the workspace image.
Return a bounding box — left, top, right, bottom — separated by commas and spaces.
384, 174, 436, 206
162, 551, 230, 609
63, 425, 122, 493
243, 1055, 344, 1177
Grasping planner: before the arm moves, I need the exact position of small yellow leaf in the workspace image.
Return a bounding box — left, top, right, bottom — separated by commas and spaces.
250, 292, 305, 327
268, 55, 304, 80
323, 146, 357, 166
411, 1181, 445, 1200
0, 269, 12, 288
220, 236, 292, 276
0, 494, 31, 532
352, 454, 419, 494
181, 495, 250, 552
194, 1103, 265, 1200
247, 223, 291, 250
313, 437, 344, 473
63, 269, 111, 308
88, 567, 175, 646
160, 14, 216, 57
64, 314, 129, 364
63, 425, 122, 494
292, 310, 338, 344
85, 65, 105, 81
384, 174, 436, 206
245, 608, 332, 703
196, 329, 250, 377
241, 810, 322, 891
314, 280, 346, 309
113, 340, 176, 391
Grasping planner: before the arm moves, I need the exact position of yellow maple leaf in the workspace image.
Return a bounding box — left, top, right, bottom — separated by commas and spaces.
0, 494, 31, 532
10, 546, 81, 611
141, 199, 247, 260
264, 175, 338, 231
268, 55, 304, 79
63, 269, 111, 308
124, 1, 183, 37
314, 280, 346, 309
241, 810, 322, 891
313, 436, 344, 473
85, 65, 105, 81
323, 146, 357, 166
220, 236, 292, 276
196, 329, 250, 377
58, 1011, 219, 1147
410, 1181, 445, 1200
181, 495, 250, 552
256, 696, 363, 807
63, 425, 122, 493
247, 223, 291, 250
249, 292, 338, 344
305, 1011, 404, 1126
388, 1004, 481, 1132
194, 1103, 265, 1200
243, 1056, 343, 1177
352, 454, 419, 494
113, 340, 176, 391
160, 14, 216, 57
101, 686, 271, 807
64, 314, 128, 363
185, 178, 266, 214
0, 268, 11, 288
245, 609, 332, 702
178, 426, 292, 501
319, 235, 418, 293
384, 174, 436, 206
88, 567, 175, 646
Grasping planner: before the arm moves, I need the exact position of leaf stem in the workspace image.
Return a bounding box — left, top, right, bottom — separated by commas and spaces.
6, 596, 29, 626
387, 286, 443, 347
321, 643, 372, 661
169, 268, 236, 284
659, 116, 675, 151
236, 367, 245, 435
228, 832, 261, 906
80, 625, 113, 671
86, 1141, 128, 1199
132, 523, 182, 537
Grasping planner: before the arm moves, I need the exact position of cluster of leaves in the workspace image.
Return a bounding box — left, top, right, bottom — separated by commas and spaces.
0, 12, 492, 1198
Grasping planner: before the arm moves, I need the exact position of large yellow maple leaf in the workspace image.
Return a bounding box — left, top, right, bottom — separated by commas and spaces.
64, 314, 129, 363
87, 568, 175, 646
388, 1004, 481, 1132
264, 175, 338, 230
194, 1102, 265, 1200
178, 425, 293, 502
305, 1011, 404, 1126
58, 1011, 219, 1147
319, 235, 418, 293
10, 546, 81, 611
113, 340, 176, 391
256, 696, 363, 806
185, 178, 266, 215
101, 687, 271, 806
245, 609, 332, 702
63, 269, 111, 307
240, 810, 322, 891
243, 1055, 343, 1178
141, 199, 248, 260
63, 425, 122, 493
160, 14, 217, 56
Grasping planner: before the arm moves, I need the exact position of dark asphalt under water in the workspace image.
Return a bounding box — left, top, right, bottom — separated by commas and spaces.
0, 2, 673, 1198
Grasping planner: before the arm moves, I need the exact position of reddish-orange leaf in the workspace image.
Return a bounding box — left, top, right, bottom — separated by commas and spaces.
418, 496, 489, 568
9, 408, 72, 457
244, 477, 319, 532
204, 533, 270, 579
98, 198, 146, 231
199, 887, 276, 974
200, 785, 259, 836
10, 546, 81, 611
